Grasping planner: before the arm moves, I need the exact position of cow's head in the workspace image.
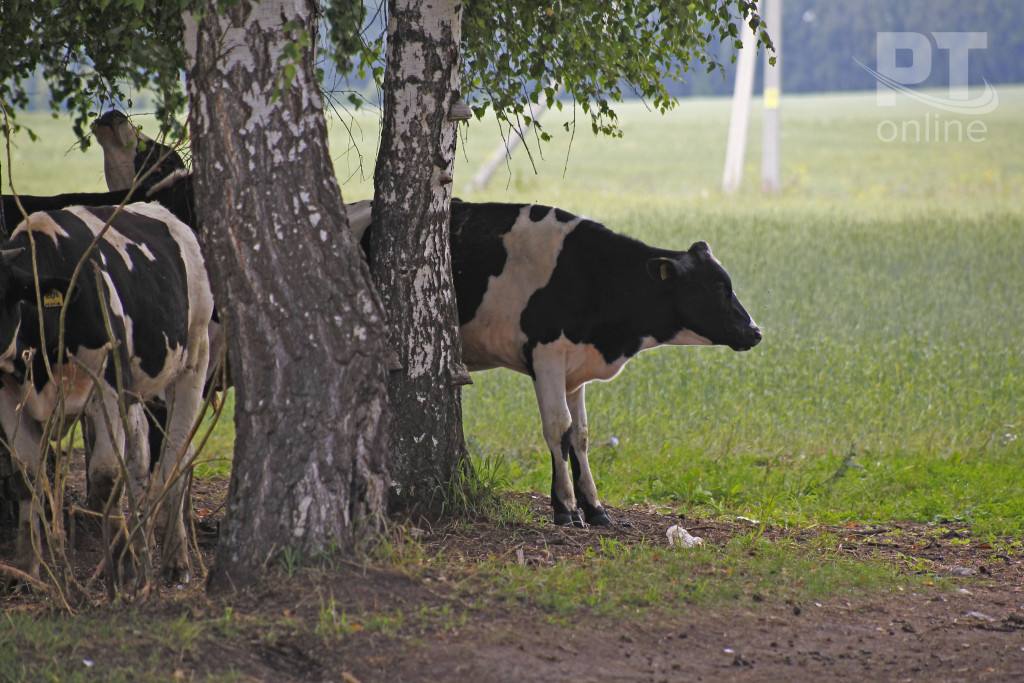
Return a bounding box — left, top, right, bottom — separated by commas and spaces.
92, 110, 136, 150
647, 241, 762, 351
0, 248, 76, 371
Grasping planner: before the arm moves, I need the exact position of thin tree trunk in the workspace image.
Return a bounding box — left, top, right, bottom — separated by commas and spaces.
183, 0, 390, 592
372, 0, 468, 509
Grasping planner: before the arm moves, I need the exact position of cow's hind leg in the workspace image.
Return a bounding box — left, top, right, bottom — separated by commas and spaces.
85, 390, 149, 585
532, 352, 582, 527
566, 386, 610, 526
156, 336, 208, 584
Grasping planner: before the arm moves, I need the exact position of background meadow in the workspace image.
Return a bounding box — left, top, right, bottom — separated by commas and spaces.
5, 86, 1022, 535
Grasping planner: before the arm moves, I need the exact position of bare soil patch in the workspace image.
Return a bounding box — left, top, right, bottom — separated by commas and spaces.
4, 478, 1024, 681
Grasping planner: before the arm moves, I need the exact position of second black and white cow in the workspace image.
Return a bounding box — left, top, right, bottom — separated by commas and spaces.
92, 110, 187, 194
354, 200, 761, 525
0, 202, 212, 582
448, 201, 762, 526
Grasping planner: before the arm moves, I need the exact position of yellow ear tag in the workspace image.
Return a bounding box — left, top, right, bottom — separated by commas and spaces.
660, 262, 671, 281
43, 290, 64, 308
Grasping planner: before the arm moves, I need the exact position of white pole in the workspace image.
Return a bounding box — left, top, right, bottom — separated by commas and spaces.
722, 12, 759, 194
761, 0, 782, 193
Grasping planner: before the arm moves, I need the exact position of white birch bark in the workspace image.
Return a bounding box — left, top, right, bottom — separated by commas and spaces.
372, 0, 468, 506
183, 0, 390, 591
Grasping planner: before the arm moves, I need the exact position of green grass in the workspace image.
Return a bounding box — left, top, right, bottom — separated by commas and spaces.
0, 608, 209, 682
5, 88, 1023, 537
453, 88, 1024, 536
471, 531, 909, 618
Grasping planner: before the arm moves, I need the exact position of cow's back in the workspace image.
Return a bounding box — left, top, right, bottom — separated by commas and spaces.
452, 202, 577, 373
450, 201, 664, 376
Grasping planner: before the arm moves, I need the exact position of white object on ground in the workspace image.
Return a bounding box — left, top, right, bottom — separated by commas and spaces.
666, 525, 704, 548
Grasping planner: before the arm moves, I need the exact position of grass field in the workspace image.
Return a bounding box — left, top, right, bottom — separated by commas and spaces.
5, 87, 1023, 536
459, 88, 1024, 537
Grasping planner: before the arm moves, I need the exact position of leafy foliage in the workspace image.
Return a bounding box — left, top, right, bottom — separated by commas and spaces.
0, 0, 189, 144
460, 0, 771, 138
2, 0, 771, 145
327, 0, 771, 138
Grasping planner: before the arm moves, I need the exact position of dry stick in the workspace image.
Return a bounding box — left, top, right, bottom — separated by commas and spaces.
78, 394, 153, 598
34, 415, 81, 602
23, 231, 78, 598
62, 343, 128, 601
1, 101, 29, 231
0, 430, 72, 610
33, 358, 100, 604
0, 562, 55, 595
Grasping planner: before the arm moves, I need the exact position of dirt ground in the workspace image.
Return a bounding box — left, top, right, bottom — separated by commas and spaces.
5, 476, 1024, 681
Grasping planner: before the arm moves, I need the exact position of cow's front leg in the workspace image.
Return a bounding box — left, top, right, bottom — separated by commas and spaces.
566, 385, 610, 526
85, 389, 127, 514
532, 355, 582, 527
0, 391, 46, 585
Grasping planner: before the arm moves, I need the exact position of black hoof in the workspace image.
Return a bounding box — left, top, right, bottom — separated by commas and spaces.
586, 508, 612, 526
553, 510, 574, 526
553, 508, 586, 527
162, 566, 191, 588
3, 577, 31, 595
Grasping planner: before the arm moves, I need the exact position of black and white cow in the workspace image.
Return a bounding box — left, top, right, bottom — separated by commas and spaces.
1, 172, 203, 493
358, 200, 761, 526
448, 201, 761, 525
0, 202, 213, 583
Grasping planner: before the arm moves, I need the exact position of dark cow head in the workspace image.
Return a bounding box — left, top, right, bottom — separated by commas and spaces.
647, 241, 762, 352
93, 110, 187, 193
0, 248, 76, 371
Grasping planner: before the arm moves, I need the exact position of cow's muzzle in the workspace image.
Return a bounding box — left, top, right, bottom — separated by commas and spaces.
730, 325, 762, 351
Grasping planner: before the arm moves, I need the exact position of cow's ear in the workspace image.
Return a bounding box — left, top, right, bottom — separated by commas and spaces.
647, 255, 694, 282
8, 265, 36, 298
35, 277, 76, 310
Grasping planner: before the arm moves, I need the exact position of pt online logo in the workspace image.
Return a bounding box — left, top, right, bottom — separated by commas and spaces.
855, 32, 997, 143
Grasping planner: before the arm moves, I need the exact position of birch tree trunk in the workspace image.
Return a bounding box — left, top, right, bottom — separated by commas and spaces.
183, 0, 390, 592
372, 0, 468, 509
